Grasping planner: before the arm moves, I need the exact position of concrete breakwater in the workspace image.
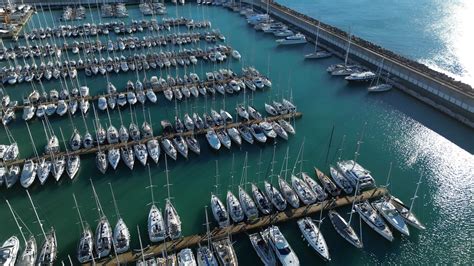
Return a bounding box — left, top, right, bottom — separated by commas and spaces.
243, 0, 474, 128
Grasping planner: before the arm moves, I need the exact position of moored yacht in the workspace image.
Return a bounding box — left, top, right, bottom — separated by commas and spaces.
297, 217, 330, 261
276, 33, 307, 45
249, 232, 276, 266
263, 226, 299, 265
226, 190, 244, 223
328, 210, 363, 248
291, 175, 317, 205
239, 186, 259, 220
301, 172, 327, 202
389, 196, 426, 230
354, 201, 394, 241
251, 183, 273, 215
279, 177, 300, 209
211, 194, 230, 228
372, 198, 410, 236
314, 167, 341, 197
177, 248, 197, 266
212, 238, 238, 266
264, 181, 287, 211
329, 166, 353, 194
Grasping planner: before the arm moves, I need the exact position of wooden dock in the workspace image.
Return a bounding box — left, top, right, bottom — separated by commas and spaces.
11, 72, 266, 112
3, 112, 302, 168
92, 187, 388, 265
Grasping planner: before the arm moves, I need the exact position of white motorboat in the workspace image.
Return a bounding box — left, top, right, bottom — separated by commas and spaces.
345, 71, 376, 82
276, 33, 307, 45
368, 83, 392, 92
328, 210, 363, 248
355, 201, 394, 241
226, 190, 244, 223
177, 248, 197, 266
297, 217, 330, 261
262, 226, 299, 265
372, 198, 410, 236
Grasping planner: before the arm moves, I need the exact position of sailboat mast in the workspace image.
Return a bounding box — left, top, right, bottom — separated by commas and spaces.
148, 164, 156, 205
165, 155, 171, 201
90, 179, 104, 218
204, 206, 211, 248
72, 194, 86, 232
270, 144, 276, 183
25, 122, 39, 159
109, 183, 121, 219
6, 199, 28, 244
384, 162, 392, 188
137, 225, 146, 264
347, 173, 361, 225
409, 175, 423, 213
344, 33, 351, 66
214, 160, 220, 196
26, 190, 48, 241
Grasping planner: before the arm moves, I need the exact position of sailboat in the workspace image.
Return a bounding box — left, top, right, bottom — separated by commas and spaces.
72, 194, 94, 263
226, 155, 245, 223
146, 110, 160, 164
389, 174, 426, 230
164, 155, 182, 240
94, 123, 108, 174
90, 180, 112, 258
251, 151, 273, 215
26, 191, 57, 264
147, 164, 165, 243
328, 176, 363, 248
5, 199, 36, 265
0, 236, 19, 266
210, 161, 230, 228
354, 200, 394, 242
109, 183, 131, 253
368, 59, 392, 92
301, 172, 327, 202
196, 206, 218, 266
372, 197, 410, 236
278, 148, 300, 209
249, 231, 276, 265
264, 145, 287, 211
239, 153, 259, 220
314, 167, 341, 197
212, 237, 238, 266
297, 217, 330, 261
304, 21, 332, 59
58, 127, 80, 180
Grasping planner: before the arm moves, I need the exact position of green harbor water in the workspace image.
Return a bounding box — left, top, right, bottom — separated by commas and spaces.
1, 3, 473, 265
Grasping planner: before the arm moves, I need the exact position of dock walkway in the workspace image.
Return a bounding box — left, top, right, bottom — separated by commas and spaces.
93, 187, 388, 265
4, 112, 302, 168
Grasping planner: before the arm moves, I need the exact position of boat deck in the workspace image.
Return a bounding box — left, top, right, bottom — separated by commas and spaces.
91, 187, 388, 265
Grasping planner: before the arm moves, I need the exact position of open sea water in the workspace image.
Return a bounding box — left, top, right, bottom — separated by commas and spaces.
0, 2, 473, 264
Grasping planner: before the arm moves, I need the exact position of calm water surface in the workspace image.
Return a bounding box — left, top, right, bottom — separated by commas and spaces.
0, 3, 473, 265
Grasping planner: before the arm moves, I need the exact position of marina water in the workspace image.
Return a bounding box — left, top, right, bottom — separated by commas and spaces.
0, 2, 473, 264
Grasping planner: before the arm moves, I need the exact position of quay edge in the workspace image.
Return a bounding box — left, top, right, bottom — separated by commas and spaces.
242, 0, 474, 128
